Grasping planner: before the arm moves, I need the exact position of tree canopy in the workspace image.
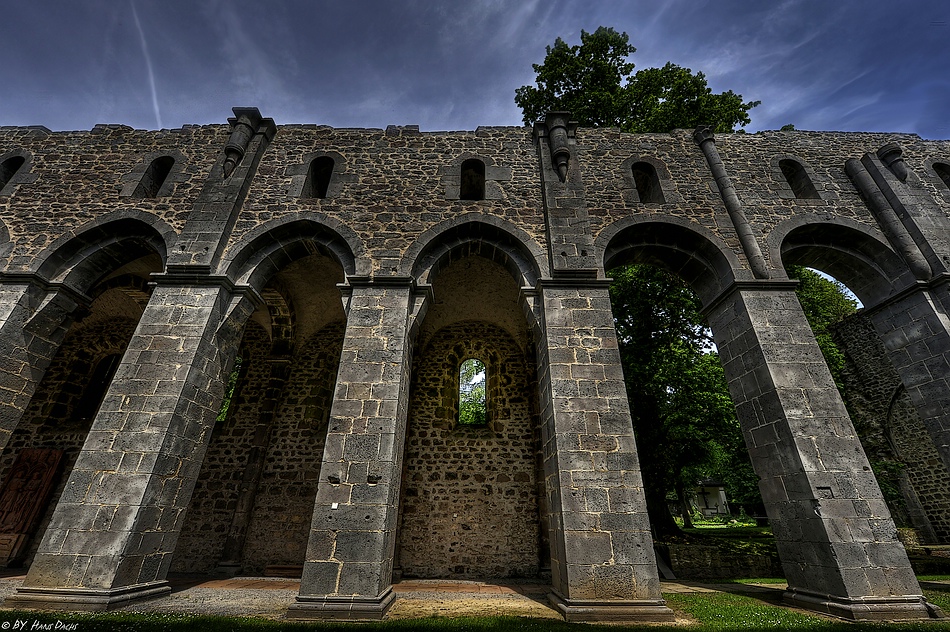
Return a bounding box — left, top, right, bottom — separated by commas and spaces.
515, 27, 760, 133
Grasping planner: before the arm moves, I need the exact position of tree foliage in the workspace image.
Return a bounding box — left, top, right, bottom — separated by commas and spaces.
458, 358, 487, 426
787, 266, 858, 389
515, 27, 760, 133
610, 265, 745, 534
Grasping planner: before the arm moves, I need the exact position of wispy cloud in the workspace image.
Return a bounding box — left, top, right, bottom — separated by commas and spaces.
129, 0, 162, 128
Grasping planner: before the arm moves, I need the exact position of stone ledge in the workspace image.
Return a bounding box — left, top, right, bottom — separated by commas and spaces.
783, 587, 944, 621
5, 581, 170, 611
548, 592, 675, 622
286, 588, 395, 620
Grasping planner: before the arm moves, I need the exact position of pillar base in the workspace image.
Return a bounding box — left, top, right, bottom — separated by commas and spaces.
784, 587, 944, 621
548, 591, 675, 622
286, 587, 395, 621
5, 581, 170, 612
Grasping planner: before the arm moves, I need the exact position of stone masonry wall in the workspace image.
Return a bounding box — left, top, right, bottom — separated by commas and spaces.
173, 321, 345, 573
0, 317, 137, 565
832, 314, 950, 541
399, 321, 541, 579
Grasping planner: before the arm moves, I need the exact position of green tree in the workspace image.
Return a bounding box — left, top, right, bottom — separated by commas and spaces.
610, 265, 742, 534
787, 266, 858, 388
515, 27, 759, 133
458, 358, 487, 425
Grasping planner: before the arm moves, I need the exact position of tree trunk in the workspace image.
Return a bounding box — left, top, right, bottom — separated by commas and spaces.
675, 481, 694, 529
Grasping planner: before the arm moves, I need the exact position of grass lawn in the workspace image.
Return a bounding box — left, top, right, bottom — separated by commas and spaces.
2, 584, 949, 632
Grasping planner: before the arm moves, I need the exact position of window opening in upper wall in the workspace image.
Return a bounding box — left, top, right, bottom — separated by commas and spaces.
304, 156, 334, 199
934, 163, 950, 190
460, 159, 486, 201
132, 155, 175, 198
458, 357, 487, 426
0, 156, 26, 193
631, 161, 665, 204
780, 159, 820, 199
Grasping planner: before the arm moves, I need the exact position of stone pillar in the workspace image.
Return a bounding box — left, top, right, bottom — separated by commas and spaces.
529, 280, 673, 623
706, 282, 934, 621
6, 279, 253, 610
865, 287, 950, 475
288, 279, 422, 621
0, 278, 82, 452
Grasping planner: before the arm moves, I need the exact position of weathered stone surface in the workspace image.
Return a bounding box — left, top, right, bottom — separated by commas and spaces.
0, 111, 948, 621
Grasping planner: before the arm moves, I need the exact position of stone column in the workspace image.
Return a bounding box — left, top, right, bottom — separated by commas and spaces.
288, 278, 422, 621
530, 280, 673, 623
0, 278, 82, 452
706, 282, 934, 621
865, 287, 950, 475
7, 279, 253, 610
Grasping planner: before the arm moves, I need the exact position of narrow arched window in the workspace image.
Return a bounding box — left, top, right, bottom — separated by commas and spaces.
934, 163, 950, 190
72, 353, 122, 424
0, 156, 26, 193
458, 358, 487, 426
780, 159, 820, 199
132, 155, 174, 198
631, 161, 665, 204
303, 156, 334, 199
460, 159, 485, 201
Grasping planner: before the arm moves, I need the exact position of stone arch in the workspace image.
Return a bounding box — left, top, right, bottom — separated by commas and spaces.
598, 216, 742, 306
402, 215, 546, 287
32, 212, 173, 292
221, 215, 368, 291
620, 156, 678, 205
767, 215, 913, 307
286, 150, 351, 200
771, 154, 826, 202
441, 153, 511, 202
0, 149, 37, 197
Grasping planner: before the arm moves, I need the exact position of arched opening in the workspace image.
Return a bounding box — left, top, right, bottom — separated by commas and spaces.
303, 156, 334, 199
0, 156, 26, 193
0, 245, 163, 567
132, 155, 175, 198
778, 225, 950, 543
631, 161, 665, 204
459, 159, 485, 201
173, 234, 349, 576
397, 242, 544, 580
780, 159, 820, 200
933, 162, 950, 190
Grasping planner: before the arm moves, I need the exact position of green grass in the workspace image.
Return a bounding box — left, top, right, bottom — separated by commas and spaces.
2, 585, 949, 631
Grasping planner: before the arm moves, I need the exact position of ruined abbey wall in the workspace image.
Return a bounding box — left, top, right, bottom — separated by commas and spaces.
2, 110, 950, 622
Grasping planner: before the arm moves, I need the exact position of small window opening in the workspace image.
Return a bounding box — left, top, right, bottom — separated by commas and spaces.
216, 355, 245, 424
132, 156, 174, 198
460, 159, 485, 201
631, 162, 665, 204
72, 353, 122, 424
780, 159, 820, 199
0, 156, 26, 192
934, 163, 950, 190
304, 156, 334, 199
458, 358, 487, 426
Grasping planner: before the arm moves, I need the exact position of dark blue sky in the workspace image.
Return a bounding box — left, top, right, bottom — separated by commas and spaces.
3, 0, 948, 137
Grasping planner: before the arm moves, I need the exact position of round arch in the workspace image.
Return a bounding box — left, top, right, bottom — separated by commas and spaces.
768, 216, 913, 307
597, 216, 742, 306
402, 214, 547, 288
33, 213, 172, 293
221, 215, 366, 292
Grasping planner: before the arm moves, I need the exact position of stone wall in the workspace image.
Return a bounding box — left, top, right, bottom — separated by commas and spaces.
832, 314, 950, 542
398, 321, 541, 579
